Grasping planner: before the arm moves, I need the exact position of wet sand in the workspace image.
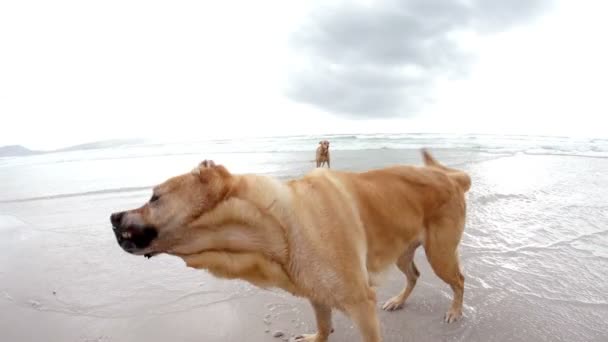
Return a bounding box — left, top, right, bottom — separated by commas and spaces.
1, 149, 607, 341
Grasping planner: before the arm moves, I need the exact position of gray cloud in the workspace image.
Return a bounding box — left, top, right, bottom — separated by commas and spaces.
286, 0, 555, 118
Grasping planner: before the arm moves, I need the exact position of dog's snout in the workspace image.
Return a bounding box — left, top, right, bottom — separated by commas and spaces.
111, 212, 125, 228
110, 210, 158, 254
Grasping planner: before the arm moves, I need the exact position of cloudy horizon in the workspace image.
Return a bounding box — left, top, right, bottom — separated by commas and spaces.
1, 0, 606, 150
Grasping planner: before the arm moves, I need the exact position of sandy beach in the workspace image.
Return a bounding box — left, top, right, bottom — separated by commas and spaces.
1, 136, 607, 342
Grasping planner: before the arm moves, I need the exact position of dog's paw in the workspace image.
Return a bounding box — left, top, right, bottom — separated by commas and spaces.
444, 308, 462, 323
381, 296, 405, 311
294, 333, 325, 342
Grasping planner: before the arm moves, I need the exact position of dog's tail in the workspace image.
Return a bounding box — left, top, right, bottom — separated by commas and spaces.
421, 149, 471, 192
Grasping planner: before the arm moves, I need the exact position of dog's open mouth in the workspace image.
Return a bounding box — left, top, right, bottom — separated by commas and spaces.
112, 224, 159, 258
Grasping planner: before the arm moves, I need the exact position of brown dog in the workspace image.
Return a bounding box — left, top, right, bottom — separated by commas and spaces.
316, 140, 330, 168
110, 150, 471, 342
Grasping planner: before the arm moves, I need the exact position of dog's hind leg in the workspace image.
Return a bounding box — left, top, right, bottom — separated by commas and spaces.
381, 243, 420, 311
423, 215, 465, 323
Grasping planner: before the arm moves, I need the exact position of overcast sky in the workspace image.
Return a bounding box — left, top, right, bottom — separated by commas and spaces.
1, 0, 606, 149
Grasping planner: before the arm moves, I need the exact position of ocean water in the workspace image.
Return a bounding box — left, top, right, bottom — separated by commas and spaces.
0, 133, 607, 341
1, 133, 607, 202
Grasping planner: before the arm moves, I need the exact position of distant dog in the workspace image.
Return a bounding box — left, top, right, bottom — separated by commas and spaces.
316, 140, 331, 168
110, 150, 471, 342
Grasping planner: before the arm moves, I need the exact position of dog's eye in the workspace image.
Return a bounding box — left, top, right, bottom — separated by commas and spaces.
149, 194, 160, 203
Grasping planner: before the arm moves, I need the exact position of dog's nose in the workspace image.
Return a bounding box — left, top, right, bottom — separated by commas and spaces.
110, 212, 124, 228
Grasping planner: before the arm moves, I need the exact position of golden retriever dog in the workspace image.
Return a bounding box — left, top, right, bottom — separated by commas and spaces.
110, 150, 471, 342
316, 140, 330, 168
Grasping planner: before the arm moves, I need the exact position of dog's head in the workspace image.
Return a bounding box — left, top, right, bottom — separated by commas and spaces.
109, 160, 233, 258
318, 140, 330, 153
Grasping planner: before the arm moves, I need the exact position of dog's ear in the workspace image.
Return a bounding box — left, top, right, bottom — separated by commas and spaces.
199, 160, 215, 168
319, 141, 323, 144
192, 161, 232, 185
191, 160, 215, 180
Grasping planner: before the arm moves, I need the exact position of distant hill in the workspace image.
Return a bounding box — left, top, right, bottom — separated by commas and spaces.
0, 139, 144, 157
0, 145, 42, 157
58, 139, 144, 152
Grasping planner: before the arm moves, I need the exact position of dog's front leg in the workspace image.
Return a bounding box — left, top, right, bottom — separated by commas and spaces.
295, 301, 333, 342
344, 289, 382, 342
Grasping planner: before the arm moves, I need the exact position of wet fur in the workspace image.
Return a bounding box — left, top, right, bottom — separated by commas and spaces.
116, 150, 471, 342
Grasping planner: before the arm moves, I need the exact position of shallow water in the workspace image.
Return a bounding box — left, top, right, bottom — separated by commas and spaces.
1, 136, 607, 341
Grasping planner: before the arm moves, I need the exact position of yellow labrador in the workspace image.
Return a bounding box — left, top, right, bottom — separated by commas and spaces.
316, 140, 330, 168
110, 150, 471, 341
